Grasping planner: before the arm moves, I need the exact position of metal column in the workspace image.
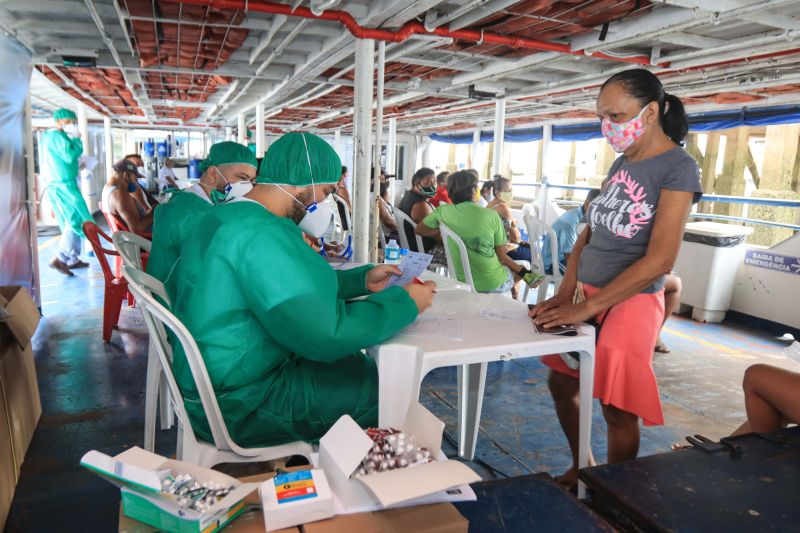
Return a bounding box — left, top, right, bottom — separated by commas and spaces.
24, 94, 41, 305
370, 40, 386, 263
491, 99, 505, 177
333, 128, 343, 162
104, 117, 113, 178
472, 127, 481, 172
352, 38, 375, 264
237, 113, 246, 145
386, 117, 397, 204
77, 103, 89, 153
539, 123, 552, 220
256, 103, 265, 158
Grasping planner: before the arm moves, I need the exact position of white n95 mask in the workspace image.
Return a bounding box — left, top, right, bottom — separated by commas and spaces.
63, 123, 79, 137
297, 198, 334, 239
223, 180, 253, 202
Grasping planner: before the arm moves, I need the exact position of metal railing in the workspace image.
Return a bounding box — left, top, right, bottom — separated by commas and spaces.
513, 182, 800, 231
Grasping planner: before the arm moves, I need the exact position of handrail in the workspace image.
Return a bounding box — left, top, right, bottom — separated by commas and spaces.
511, 181, 800, 232
689, 213, 800, 231
514, 182, 800, 208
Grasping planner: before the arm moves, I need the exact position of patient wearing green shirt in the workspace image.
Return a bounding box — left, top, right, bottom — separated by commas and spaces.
415, 170, 527, 296
170, 132, 437, 447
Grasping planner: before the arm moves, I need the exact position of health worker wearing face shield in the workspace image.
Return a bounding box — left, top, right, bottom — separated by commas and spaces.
170, 132, 436, 447
146, 141, 257, 300
41, 108, 93, 276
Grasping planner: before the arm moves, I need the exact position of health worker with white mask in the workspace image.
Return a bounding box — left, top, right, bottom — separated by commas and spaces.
41, 108, 93, 276
146, 141, 257, 300
170, 132, 436, 447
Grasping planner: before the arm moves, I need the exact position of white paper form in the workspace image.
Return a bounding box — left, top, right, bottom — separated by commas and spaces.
480, 308, 531, 323
79, 155, 98, 172
402, 316, 464, 341
385, 251, 433, 288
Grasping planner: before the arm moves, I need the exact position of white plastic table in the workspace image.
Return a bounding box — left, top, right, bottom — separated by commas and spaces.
369, 272, 595, 496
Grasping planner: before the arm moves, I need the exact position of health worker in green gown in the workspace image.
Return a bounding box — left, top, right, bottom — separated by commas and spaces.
171, 132, 437, 447
246, 128, 257, 156
146, 141, 257, 300
41, 108, 93, 276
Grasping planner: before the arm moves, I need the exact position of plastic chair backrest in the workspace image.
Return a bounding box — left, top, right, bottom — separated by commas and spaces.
113, 231, 152, 271
523, 214, 560, 277
378, 226, 387, 249
521, 202, 537, 218
83, 221, 120, 283
122, 266, 242, 454
438, 223, 476, 292
332, 193, 351, 232
394, 209, 425, 252
99, 200, 126, 233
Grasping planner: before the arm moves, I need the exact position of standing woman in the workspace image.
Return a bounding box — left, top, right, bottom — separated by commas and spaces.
530, 69, 702, 487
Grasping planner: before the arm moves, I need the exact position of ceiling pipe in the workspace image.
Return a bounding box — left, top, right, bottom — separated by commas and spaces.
163, 0, 653, 66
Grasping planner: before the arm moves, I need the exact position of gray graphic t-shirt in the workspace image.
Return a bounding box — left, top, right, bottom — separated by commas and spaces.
578, 147, 702, 293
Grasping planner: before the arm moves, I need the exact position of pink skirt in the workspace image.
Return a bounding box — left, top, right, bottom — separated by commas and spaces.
542, 284, 666, 426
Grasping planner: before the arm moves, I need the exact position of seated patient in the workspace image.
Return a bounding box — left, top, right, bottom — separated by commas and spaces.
732, 364, 800, 435
415, 170, 527, 295
102, 159, 154, 235
541, 189, 601, 274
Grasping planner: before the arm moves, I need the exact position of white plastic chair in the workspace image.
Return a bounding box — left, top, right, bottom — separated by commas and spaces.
394, 209, 425, 253
395, 208, 447, 273
523, 214, 563, 303
112, 230, 151, 269
112, 231, 174, 452
122, 266, 313, 467
438, 223, 477, 292
333, 193, 351, 233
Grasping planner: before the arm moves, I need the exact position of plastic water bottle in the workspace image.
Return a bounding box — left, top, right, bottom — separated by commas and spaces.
385, 239, 400, 264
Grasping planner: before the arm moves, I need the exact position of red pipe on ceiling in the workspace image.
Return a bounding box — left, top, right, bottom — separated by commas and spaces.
164, 0, 653, 66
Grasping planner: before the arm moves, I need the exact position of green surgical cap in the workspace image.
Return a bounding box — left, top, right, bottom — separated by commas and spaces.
257, 132, 341, 186
54, 108, 77, 120
198, 141, 258, 172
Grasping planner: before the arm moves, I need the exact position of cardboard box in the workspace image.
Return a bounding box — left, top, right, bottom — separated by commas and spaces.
302, 503, 467, 533
120, 469, 467, 533
0, 371, 15, 531
260, 469, 334, 531
318, 403, 480, 511
0, 285, 42, 530
82, 447, 259, 533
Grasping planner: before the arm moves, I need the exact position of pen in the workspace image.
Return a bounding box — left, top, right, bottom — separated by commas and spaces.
413, 277, 436, 293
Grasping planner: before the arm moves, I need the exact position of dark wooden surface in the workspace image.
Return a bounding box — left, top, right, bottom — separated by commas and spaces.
581, 427, 800, 532
455, 473, 613, 532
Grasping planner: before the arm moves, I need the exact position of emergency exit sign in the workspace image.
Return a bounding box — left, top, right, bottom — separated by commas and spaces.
744, 250, 800, 275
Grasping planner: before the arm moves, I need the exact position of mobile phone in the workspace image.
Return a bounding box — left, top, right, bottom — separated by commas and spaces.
527, 304, 578, 336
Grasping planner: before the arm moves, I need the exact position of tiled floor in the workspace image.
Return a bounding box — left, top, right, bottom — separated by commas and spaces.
5, 220, 796, 530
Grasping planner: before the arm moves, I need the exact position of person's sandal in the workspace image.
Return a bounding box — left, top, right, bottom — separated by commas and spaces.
49, 258, 74, 276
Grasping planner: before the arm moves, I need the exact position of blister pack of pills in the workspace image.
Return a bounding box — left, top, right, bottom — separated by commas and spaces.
352, 428, 434, 478
160, 472, 234, 512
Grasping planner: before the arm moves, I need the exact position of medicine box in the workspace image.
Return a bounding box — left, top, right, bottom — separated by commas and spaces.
260, 469, 334, 531
81, 447, 259, 533
318, 402, 480, 512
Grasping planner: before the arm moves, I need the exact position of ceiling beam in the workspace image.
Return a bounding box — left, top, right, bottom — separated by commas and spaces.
655, 32, 728, 49
382, 0, 447, 28
661, 0, 800, 31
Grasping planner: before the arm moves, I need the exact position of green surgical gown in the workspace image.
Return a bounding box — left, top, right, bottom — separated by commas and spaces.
171, 200, 419, 447
41, 129, 92, 237
146, 186, 212, 300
